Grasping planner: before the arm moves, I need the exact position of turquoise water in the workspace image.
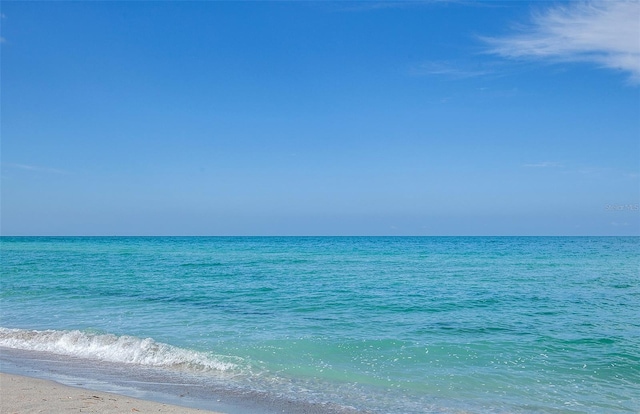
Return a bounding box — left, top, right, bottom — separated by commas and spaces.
1, 237, 639, 413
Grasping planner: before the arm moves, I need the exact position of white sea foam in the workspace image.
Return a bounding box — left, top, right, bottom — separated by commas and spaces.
0, 327, 236, 372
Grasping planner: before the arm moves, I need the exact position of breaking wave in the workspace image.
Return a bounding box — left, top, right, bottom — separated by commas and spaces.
0, 327, 236, 372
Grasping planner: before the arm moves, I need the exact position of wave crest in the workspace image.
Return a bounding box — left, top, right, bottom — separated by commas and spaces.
0, 327, 236, 372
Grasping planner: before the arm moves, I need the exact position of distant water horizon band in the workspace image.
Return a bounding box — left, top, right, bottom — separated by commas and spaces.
1, 236, 638, 413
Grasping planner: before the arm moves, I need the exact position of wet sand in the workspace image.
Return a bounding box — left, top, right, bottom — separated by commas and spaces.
0, 373, 224, 414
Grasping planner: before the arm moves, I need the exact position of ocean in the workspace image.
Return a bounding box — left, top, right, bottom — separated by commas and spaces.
1, 236, 638, 413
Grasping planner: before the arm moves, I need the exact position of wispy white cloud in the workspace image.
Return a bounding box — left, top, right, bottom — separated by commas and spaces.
523, 161, 563, 168
337, 0, 461, 12
1, 11, 6, 43
338, 2, 411, 12
611, 221, 631, 227
484, 1, 640, 84
4, 163, 68, 174
0, 12, 6, 43
523, 162, 639, 182
409, 60, 494, 78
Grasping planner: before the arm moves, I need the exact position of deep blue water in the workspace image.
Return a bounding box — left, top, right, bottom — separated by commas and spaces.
1, 237, 639, 413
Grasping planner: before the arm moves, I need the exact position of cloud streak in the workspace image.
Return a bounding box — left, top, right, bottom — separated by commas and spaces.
409, 60, 494, 78
4, 163, 68, 175
337, 0, 462, 13
484, 1, 640, 83
523, 161, 563, 168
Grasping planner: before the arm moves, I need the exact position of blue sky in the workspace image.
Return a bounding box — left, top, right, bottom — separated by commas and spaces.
1, 1, 639, 236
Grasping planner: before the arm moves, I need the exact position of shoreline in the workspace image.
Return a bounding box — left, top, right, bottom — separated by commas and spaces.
0, 372, 224, 414
0, 347, 362, 414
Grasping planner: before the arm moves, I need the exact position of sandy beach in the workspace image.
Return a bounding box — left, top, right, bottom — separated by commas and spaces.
0, 373, 223, 414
